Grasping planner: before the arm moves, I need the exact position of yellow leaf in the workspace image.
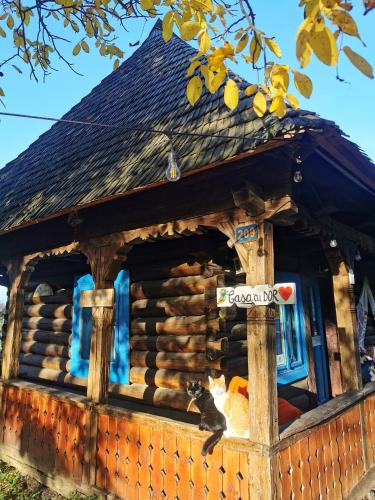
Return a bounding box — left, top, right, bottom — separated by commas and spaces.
186, 60, 201, 77
162, 11, 174, 42
113, 58, 120, 70
343, 46, 374, 79
140, 0, 153, 9
249, 36, 261, 64
309, 23, 338, 66
81, 41, 90, 53
180, 21, 201, 41
296, 17, 313, 68
287, 93, 299, 109
235, 29, 244, 41
265, 38, 282, 58
271, 65, 289, 93
199, 30, 211, 53
294, 71, 313, 98
270, 96, 286, 118
0, 87, 4, 97
245, 84, 257, 96
72, 43, 81, 56
211, 70, 226, 92
329, 10, 359, 37
190, 0, 212, 13
253, 91, 267, 117
236, 34, 249, 54
0, 26, 6, 38
224, 78, 239, 110
186, 75, 203, 105
7, 15, 14, 29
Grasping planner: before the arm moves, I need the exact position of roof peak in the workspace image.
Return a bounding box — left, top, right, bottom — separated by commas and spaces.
151, 18, 162, 32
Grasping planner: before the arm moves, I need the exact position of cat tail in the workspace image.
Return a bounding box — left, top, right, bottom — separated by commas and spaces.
201, 430, 224, 456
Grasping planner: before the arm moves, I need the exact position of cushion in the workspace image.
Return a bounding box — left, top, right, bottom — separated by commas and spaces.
228, 376, 303, 426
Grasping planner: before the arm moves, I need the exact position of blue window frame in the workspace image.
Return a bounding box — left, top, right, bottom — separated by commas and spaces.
276, 272, 308, 384
71, 269, 130, 384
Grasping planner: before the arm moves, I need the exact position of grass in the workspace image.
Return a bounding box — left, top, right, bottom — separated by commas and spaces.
0, 460, 96, 500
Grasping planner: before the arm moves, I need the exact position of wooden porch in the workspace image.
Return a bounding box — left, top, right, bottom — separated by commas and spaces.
0, 379, 374, 499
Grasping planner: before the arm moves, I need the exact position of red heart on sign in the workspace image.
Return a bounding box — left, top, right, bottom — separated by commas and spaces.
278, 286, 293, 302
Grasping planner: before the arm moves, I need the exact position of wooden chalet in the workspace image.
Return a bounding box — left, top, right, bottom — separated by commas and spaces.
1, 20, 375, 499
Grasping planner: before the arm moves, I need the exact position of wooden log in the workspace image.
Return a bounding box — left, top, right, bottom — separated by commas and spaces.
129, 367, 208, 390
130, 351, 207, 372
19, 352, 70, 371
22, 329, 71, 346
130, 261, 223, 282
20, 340, 70, 359
130, 274, 224, 300
109, 383, 197, 412
22, 317, 72, 333
24, 304, 72, 319
130, 335, 207, 353
19, 364, 87, 387
223, 357, 249, 374
206, 318, 247, 340
131, 315, 207, 336
24, 291, 73, 305
131, 295, 206, 318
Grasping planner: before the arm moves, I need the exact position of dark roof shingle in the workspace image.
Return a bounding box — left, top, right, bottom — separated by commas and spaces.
0, 21, 328, 232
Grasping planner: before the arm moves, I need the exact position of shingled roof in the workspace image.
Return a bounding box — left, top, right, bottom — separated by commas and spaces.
0, 20, 334, 233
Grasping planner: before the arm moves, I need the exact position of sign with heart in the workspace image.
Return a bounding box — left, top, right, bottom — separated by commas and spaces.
217, 283, 296, 308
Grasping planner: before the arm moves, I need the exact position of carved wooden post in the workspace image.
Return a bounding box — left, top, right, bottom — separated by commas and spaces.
1, 257, 34, 380
325, 247, 361, 392
80, 240, 129, 403
245, 221, 278, 499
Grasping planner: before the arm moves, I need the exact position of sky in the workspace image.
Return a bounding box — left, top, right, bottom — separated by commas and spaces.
0, 2, 374, 303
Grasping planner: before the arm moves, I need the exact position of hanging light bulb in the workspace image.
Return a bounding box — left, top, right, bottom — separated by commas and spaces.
166, 147, 181, 182
355, 248, 362, 262
329, 238, 338, 248
295, 152, 303, 165
293, 170, 303, 183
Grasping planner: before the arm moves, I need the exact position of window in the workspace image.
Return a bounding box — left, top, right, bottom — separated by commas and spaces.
71, 269, 130, 384
276, 273, 308, 384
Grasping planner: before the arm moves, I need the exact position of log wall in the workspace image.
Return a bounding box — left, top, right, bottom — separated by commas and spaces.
127, 253, 247, 410
18, 290, 79, 387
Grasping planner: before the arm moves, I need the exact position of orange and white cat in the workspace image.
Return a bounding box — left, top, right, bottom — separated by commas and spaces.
208, 375, 250, 439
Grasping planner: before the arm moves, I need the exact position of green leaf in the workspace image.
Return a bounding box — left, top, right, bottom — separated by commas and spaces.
81, 41, 90, 53
72, 43, 81, 56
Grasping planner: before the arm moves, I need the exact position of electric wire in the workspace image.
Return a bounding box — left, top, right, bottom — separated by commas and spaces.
0, 111, 296, 143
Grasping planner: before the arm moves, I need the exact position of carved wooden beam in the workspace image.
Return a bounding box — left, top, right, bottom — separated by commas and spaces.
232, 182, 265, 217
